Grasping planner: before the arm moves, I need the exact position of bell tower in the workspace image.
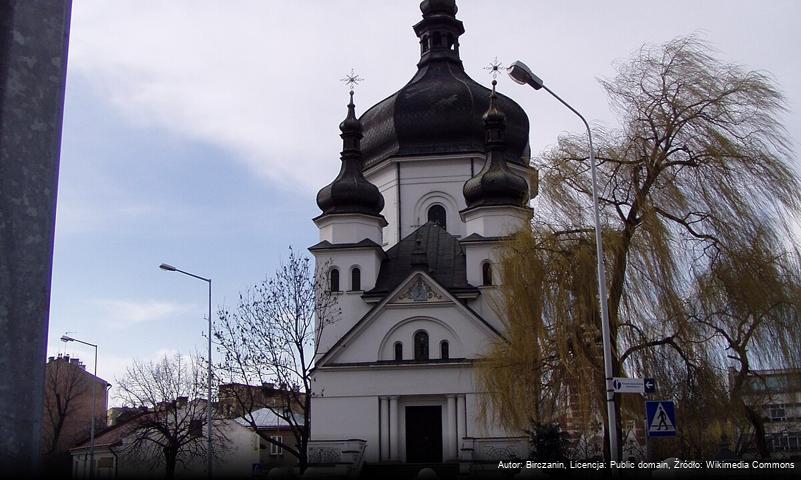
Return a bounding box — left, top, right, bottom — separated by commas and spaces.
311, 89, 387, 355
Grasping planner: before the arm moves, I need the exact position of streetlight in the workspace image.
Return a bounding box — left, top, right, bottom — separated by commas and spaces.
60, 334, 98, 478
508, 60, 620, 461
159, 263, 213, 477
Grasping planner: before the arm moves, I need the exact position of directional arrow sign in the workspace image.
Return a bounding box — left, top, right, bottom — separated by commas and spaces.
612, 377, 644, 394
644, 378, 656, 394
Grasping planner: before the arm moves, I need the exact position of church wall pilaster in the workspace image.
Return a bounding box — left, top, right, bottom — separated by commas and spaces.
389, 396, 399, 460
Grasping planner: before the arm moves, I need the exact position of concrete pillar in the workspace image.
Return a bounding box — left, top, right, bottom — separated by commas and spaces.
389, 396, 399, 460
0, 0, 72, 475
447, 395, 457, 460
380, 397, 389, 461
456, 395, 466, 458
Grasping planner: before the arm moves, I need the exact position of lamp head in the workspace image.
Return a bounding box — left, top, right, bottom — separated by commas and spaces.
60, 335, 74, 343
507, 60, 544, 90
159, 263, 177, 272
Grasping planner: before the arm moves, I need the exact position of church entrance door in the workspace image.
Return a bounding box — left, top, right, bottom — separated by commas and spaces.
405, 406, 442, 463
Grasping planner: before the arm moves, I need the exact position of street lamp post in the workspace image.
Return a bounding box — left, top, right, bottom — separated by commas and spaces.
60, 335, 98, 478
507, 60, 619, 461
159, 263, 213, 478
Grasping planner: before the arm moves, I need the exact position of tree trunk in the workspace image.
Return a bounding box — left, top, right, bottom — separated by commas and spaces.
742, 402, 770, 458
164, 448, 177, 480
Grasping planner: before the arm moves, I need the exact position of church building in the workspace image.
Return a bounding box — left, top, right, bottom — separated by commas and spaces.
308, 0, 536, 472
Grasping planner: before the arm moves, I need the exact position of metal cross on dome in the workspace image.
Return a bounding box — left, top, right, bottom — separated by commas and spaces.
484, 57, 505, 80
340, 68, 365, 93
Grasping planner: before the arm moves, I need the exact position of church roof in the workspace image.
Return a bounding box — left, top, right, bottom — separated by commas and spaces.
316, 92, 386, 219
308, 238, 384, 252
358, 0, 530, 170
364, 222, 477, 299
462, 80, 530, 210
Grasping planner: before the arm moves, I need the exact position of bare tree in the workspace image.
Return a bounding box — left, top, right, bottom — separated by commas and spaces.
214, 248, 338, 473
480, 35, 801, 458
42, 355, 107, 476
115, 353, 223, 479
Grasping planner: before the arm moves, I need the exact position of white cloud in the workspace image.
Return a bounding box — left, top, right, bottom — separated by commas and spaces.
66, 0, 801, 194
91, 299, 198, 329
67, 0, 408, 191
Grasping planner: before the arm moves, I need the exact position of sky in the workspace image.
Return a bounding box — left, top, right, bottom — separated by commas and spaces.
48, 0, 801, 404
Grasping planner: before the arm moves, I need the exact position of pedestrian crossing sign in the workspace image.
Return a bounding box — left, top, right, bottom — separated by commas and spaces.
646, 400, 676, 437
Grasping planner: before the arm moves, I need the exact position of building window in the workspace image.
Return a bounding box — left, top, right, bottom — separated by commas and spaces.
482, 262, 493, 286
414, 331, 429, 360
394, 342, 403, 361
428, 205, 446, 229
189, 419, 203, 438
769, 405, 787, 421
270, 436, 283, 456
351, 267, 361, 291
440, 340, 449, 360
329, 268, 340, 292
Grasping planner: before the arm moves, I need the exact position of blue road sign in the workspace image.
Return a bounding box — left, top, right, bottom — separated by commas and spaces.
646, 400, 676, 437
644, 378, 656, 394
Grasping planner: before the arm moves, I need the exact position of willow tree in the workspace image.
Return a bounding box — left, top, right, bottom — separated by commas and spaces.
480, 36, 801, 458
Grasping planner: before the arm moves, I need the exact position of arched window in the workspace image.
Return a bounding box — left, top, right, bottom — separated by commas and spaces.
427, 205, 446, 230
329, 268, 340, 292
440, 340, 449, 360
394, 342, 403, 361
482, 262, 493, 286
351, 267, 361, 291
414, 331, 429, 360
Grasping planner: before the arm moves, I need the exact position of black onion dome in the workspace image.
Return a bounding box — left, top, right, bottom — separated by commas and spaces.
420, 0, 457, 15
463, 81, 529, 209
358, 0, 530, 170
316, 92, 385, 217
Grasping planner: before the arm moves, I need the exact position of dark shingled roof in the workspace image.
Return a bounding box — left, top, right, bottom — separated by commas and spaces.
364, 222, 477, 298
308, 238, 384, 252
459, 233, 507, 243
316, 92, 386, 218
357, 0, 530, 170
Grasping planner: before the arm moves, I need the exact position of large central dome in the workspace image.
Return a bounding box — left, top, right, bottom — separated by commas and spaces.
359, 0, 531, 170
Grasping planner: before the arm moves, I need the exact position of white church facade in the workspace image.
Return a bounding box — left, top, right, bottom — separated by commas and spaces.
308, 0, 537, 473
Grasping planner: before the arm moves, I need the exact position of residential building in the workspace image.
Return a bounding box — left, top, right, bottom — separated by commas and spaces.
70, 406, 301, 478
42, 354, 109, 474
735, 368, 801, 458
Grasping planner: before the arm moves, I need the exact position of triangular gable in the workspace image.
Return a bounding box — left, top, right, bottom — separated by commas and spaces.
388, 274, 448, 305
316, 271, 503, 367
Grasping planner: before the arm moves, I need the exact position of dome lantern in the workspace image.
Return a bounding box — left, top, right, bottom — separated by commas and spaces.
414, 0, 465, 67
358, 1, 531, 171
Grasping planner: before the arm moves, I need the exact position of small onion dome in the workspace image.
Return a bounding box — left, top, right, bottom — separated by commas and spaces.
420, 0, 457, 16
316, 91, 385, 217
463, 81, 528, 209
